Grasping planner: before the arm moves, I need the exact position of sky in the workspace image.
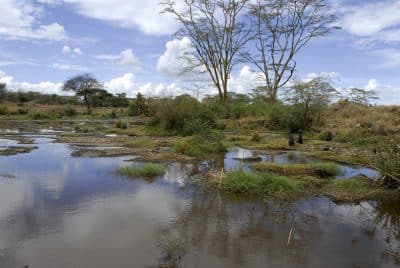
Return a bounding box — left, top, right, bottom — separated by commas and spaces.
0, 0, 399, 104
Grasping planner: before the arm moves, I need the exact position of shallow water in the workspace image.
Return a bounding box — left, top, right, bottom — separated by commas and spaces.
223, 147, 381, 179
0, 138, 398, 267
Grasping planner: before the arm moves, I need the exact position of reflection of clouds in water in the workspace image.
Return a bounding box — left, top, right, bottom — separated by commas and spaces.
163, 162, 194, 186
15, 186, 188, 268
0, 179, 33, 251
36, 161, 69, 199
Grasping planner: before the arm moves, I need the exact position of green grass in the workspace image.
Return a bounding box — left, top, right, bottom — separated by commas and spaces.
252, 162, 340, 178
325, 178, 378, 201
172, 135, 226, 157
124, 139, 156, 148
116, 163, 165, 178
219, 168, 301, 199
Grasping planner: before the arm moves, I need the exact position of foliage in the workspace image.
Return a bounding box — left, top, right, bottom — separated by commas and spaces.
318, 130, 333, 141
62, 73, 104, 113
252, 162, 340, 178
172, 133, 226, 157
219, 168, 300, 198
285, 78, 338, 131
0, 105, 8, 115
151, 95, 217, 136
347, 88, 379, 106
128, 93, 149, 116
374, 140, 400, 188
115, 120, 128, 129
116, 163, 165, 178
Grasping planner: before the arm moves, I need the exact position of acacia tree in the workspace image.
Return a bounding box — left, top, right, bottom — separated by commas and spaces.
62, 73, 104, 113
246, 0, 338, 102
347, 88, 379, 106
161, 0, 251, 103
285, 78, 338, 130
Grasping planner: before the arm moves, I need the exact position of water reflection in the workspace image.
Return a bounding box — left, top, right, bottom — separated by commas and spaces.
0, 138, 398, 267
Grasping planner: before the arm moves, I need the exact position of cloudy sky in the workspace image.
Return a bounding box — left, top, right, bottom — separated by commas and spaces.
0, 0, 399, 104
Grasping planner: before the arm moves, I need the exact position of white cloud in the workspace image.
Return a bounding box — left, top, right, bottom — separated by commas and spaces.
61, 0, 179, 35
0, 0, 67, 41
0, 69, 66, 95
228, 66, 266, 94
104, 73, 187, 97
96, 49, 140, 69
337, 0, 400, 44
364, 79, 399, 105
50, 63, 89, 71
306, 72, 341, 81
157, 37, 208, 82
62, 45, 71, 54
73, 48, 83, 55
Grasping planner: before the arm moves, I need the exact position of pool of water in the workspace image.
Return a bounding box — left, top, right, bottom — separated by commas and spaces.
0, 138, 398, 267
221, 147, 381, 179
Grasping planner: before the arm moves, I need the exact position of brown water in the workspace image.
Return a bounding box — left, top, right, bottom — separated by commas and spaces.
0, 137, 399, 267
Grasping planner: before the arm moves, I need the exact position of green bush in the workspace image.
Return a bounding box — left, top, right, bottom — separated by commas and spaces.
172, 133, 226, 157
74, 124, 89, 133
318, 131, 333, 141
17, 108, 29, 115
115, 120, 128, 129
28, 111, 52, 120
0, 105, 8, 115
151, 95, 217, 136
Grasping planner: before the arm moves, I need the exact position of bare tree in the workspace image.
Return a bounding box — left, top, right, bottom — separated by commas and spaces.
161, 0, 251, 103
246, 0, 338, 102
62, 73, 104, 114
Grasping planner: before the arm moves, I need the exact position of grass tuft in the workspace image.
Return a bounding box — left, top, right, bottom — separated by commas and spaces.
116, 163, 165, 178
219, 168, 301, 199
252, 162, 340, 178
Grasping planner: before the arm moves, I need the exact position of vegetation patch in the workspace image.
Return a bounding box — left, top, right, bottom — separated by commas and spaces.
124, 138, 156, 148
325, 178, 380, 202
116, 163, 165, 178
172, 134, 226, 157
252, 162, 340, 178
218, 168, 301, 199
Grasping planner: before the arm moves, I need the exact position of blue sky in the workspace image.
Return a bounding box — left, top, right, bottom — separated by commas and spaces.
0, 0, 399, 104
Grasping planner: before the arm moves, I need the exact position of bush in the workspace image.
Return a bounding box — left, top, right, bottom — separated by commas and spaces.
172, 133, 226, 157
374, 140, 400, 188
28, 111, 52, 120
0, 105, 8, 115
115, 120, 128, 129
318, 131, 333, 141
17, 108, 29, 115
63, 106, 77, 117
74, 124, 89, 133
151, 95, 217, 136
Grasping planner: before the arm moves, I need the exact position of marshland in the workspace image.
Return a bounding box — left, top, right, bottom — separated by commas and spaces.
1, 0, 400, 267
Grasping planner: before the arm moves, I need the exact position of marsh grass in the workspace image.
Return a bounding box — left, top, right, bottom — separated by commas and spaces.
172, 135, 226, 157
124, 139, 156, 148
252, 162, 340, 178
219, 168, 301, 199
116, 163, 165, 178
325, 178, 378, 201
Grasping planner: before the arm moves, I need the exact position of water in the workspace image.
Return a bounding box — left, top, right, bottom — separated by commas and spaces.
222, 147, 381, 179
0, 138, 398, 267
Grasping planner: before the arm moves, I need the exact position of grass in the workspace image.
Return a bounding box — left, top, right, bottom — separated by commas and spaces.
252, 162, 340, 178
325, 178, 379, 202
218, 168, 301, 199
172, 135, 226, 157
224, 133, 288, 150
116, 163, 165, 178
124, 138, 156, 148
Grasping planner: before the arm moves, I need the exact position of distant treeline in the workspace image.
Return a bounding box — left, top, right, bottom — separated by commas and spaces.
0, 86, 129, 108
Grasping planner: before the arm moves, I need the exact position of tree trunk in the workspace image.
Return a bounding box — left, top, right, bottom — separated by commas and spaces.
84, 93, 91, 114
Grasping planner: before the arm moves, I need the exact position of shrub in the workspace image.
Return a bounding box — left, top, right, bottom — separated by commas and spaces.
116, 163, 165, 178
151, 95, 217, 136
63, 106, 77, 117
28, 111, 52, 120
0, 105, 8, 115
374, 140, 400, 188
318, 131, 333, 141
115, 120, 128, 129
252, 163, 340, 178
172, 133, 226, 157
17, 108, 29, 115
250, 132, 262, 142
74, 124, 89, 133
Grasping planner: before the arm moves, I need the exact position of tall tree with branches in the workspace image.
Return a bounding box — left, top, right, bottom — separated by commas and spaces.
246, 0, 338, 102
161, 0, 252, 103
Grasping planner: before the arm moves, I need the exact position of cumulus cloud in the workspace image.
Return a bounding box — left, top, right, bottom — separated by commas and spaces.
104, 73, 186, 98
0, 0, 66, 41
50, 63, 89, 71
0, 69, 66, 95
62, 45, 71, 54
96, 49, 140, 69
61, 0, 179, 35
364, 79, 399, 105
62, 46, 83, 55
157, 37, 209, 82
